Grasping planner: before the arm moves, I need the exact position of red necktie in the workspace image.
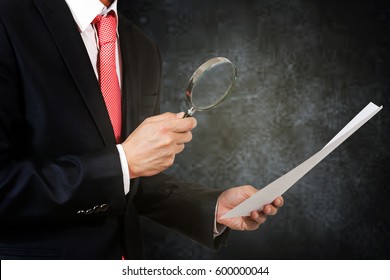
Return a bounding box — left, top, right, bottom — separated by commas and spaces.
93, 12, 122, 143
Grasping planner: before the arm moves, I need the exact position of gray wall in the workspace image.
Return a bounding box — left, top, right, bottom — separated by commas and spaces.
119, 0, 390, 259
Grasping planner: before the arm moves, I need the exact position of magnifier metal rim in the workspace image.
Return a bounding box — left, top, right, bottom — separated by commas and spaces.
186, 57, 237, 111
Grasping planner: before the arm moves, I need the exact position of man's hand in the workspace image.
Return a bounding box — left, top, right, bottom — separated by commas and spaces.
216, 185, 283, 231
122, 112, 196, 178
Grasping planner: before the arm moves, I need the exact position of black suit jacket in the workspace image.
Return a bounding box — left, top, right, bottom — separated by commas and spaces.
0, 0, 227, 259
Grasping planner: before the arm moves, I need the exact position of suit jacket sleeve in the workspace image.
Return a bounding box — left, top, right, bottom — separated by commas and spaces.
135, 173, 229, 250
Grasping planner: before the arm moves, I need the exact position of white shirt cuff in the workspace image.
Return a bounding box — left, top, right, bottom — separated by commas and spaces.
116, 144, 130, 195
214, 201, 227, 238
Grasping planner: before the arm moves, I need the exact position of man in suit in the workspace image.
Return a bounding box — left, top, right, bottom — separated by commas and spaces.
0, 0, 283, 259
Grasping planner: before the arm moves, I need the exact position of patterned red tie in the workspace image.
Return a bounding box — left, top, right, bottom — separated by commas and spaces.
93, 11, 122, 143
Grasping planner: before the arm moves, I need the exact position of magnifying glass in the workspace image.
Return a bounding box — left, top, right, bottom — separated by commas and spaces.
183, 57, 237, 117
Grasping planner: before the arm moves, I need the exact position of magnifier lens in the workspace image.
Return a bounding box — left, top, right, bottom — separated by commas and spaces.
184, 57, 237, 118
190, 61, 236, 110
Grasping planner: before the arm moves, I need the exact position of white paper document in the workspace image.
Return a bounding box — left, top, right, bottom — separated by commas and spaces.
221, 102, 383, 219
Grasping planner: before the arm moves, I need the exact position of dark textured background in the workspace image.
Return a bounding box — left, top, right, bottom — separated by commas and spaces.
118, 0, 390, 259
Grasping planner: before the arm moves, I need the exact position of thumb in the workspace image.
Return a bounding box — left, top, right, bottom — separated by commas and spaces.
144, 112, 178, 123
176, 112, 185, 118
239, 185, 258, 198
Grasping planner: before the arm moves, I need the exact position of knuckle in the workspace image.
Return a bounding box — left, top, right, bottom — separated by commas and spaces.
164, 135, 175, 146
187, 118, 197, 130
158, 123, 169, 134
166, 155, 175, 167
192, 118, 197, 128
163, 112, 175, 118
187, 131, 193, 142
143, 116, 152, 124
177, 144, 185, 153
246, 185, 258, 193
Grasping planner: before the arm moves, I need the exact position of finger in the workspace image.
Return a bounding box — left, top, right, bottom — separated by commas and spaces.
273, 196, 284, 208
239, 185, 258, 200
176, 112, 185, 118
169, 118, 197, 133
144, 112, 177, 124
175, 131, 193, 144
262, 204, 279, 216
243, 216, 265, 230
175, 143, 185, 154
250, 211, 267, 223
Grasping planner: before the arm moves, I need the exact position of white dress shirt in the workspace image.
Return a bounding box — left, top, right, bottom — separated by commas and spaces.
65, 0, 130, 195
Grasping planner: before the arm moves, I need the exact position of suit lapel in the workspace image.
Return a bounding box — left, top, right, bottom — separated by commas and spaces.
33, 0, 116, 146
118, 16, 141, 137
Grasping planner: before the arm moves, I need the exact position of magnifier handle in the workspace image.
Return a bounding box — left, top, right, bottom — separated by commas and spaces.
183, 107, 196, 118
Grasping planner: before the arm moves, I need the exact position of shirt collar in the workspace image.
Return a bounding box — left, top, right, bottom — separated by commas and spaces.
65, 0, 118, 32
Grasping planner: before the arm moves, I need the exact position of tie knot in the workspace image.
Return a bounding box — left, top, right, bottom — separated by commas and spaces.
93, 11, 117, 45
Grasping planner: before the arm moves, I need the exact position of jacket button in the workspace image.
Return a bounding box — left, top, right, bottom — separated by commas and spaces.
100, 204, 109, 212
93, 205, 100, 213
86, 209, 93, 215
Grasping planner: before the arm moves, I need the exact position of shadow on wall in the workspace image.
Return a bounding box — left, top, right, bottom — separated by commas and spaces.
119, 0, 390, 259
